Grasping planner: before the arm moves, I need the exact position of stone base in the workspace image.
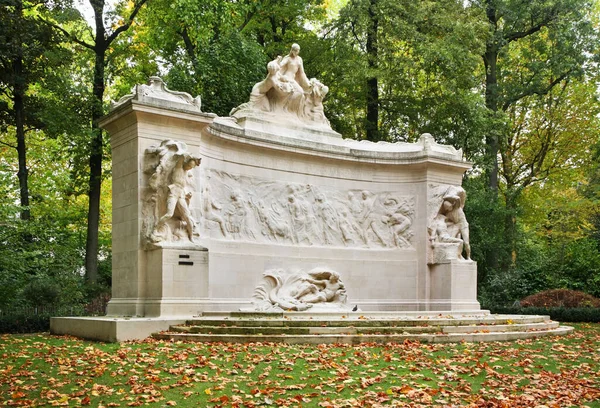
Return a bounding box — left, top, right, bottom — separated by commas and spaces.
106, 246, 209, 317
233, 113, 342, 140
50, 316, 187, 342
429, 260, 479, 310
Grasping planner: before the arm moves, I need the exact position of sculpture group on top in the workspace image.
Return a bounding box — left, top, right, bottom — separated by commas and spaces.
230, 44, 332, 129
199, 170, 415, 249
428, 185, 471, 263
142, 140, 201, 246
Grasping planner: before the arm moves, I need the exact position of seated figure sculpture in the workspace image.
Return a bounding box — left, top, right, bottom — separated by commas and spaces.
230, 43, 332, 130
429, 186, 471, 262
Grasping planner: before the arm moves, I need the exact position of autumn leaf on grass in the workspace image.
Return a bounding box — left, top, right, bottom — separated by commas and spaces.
11, 391, 26, 399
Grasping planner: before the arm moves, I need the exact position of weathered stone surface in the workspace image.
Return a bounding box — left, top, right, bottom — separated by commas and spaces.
96, 71, 479, 322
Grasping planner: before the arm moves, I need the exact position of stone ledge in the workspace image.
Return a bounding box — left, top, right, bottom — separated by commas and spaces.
50, 316, 187, 342
153, 326, 574, 344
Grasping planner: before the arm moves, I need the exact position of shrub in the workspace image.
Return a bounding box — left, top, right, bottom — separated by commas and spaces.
0, 313, 53, 333
22, 278, 61, 307
486, 306, 600, 323
520, 289, 600, 308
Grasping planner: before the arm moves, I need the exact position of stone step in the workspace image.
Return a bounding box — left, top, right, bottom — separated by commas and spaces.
170, 325, 442, 335
169, 320, 558, 336
198, 310, 491, 319
153, 326, 573, 344
441, 321, 559, 334
185, 314, 550, 328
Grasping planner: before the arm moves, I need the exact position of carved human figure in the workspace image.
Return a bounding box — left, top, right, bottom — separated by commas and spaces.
201, 183, 227, 237
230, 43, 333, 129
231, 59, 284, 116
314, 193, 340, 245
226, 190, 254, 239
152, 152, 201, 242
338, 208, 359, 245
253, 198, 291, 242
430, 187, 471, 260
287, 193, 313, 245
348, 192, 369, 244
388, 211, 412, 247
297, 270, 347, 304
278, 43, 311, 94
383, 198, 413, 248
357, 191, 387, 246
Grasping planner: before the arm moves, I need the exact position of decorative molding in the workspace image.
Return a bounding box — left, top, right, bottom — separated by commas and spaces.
111, 77, 202, 112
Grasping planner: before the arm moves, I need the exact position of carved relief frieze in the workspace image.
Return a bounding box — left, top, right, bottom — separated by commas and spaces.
197, 170, 415, 249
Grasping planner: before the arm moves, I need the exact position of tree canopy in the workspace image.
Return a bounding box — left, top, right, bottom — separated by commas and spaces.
1, 0, 599, 309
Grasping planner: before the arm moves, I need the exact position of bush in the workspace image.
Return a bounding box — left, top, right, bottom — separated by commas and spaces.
485, 306, 600, 323
0, 305, 86, 334
520, 289, 600, 308
22, 278, 61, 307
0, 313, 54, 333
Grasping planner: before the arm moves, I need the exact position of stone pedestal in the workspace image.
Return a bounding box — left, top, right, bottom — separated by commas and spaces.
51, 77, 482, 341
93, 82, 480, 315
111, 246, 210, 317
429, 260, 478, 310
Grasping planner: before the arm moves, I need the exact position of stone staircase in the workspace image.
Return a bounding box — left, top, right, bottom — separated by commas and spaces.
152, 311, 573, 344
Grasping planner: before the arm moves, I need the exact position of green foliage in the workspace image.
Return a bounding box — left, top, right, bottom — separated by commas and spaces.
463, 177, 512, 280
326, 0, 487, 143
550, 238, 600, 297
520, 289, 600, 308
0, 312, 53, 334
166, 32, 267, 116
486, 306, 600, 323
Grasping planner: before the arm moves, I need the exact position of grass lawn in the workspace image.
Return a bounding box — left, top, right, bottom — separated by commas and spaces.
1, 323, 599, 407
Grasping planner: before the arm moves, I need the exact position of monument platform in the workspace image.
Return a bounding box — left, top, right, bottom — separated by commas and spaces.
50, 72, 573, 342
153, 311, 572, 344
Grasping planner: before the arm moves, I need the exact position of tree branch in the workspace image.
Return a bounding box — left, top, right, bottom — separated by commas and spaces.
0, 140, 17, 149
502, 70, 571, 111
107, 0, 148, 44
38, 17, 94, 50
178, 26, 199, 70
503, 8, 558, 44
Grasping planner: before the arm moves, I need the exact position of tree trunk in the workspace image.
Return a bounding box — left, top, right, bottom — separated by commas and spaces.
365, 0, 380, 141
13, 0, 30, 221
504, 190, 519, 268
484, 1, 499, 194
482, 0, 501, 270
84, 0, 107, 284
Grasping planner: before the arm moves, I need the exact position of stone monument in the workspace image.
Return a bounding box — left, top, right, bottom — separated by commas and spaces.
51, 45, 480, 341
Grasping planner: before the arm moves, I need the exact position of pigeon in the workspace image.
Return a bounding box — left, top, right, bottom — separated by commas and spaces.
352, 305, 358, 312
